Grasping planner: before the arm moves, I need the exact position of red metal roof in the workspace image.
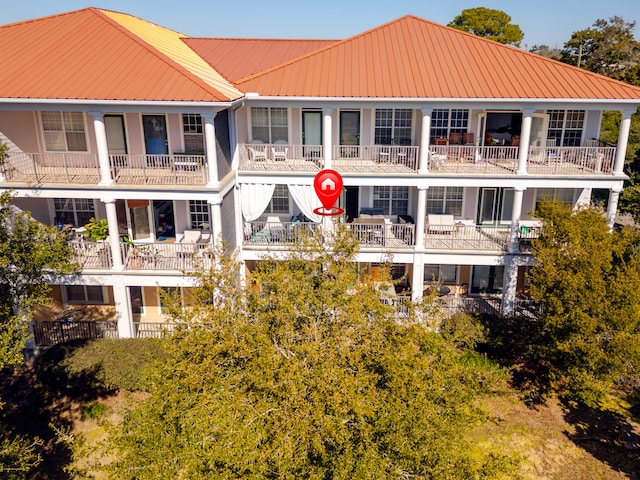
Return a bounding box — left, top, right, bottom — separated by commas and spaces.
0, 8, 239, 102
235, 15, 640, 100
184, 38, 337, 83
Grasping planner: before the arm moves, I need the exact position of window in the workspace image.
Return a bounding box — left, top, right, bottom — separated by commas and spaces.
251, 107, 288, 143
182, 114, 204, 153
535, 188, 574, 210
426, 187, 463, 216
266, 185, 290, 214
430, 109, 469, 141
373, 186, 409, 215
54, 198, 95, 227
65, 285, 104, 303
41, 111, 87, 151
374, 109, 412, 145
547, 110, 585, 146
424, 265, 458, 284
189, 200, 210, 231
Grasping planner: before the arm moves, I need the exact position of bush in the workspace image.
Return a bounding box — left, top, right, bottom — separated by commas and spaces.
440, 312, 487, 350
35, 338, 167, 395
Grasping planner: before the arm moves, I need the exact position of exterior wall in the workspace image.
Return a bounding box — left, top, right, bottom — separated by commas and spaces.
0, 110, 40, 151
220, 189, 237, 250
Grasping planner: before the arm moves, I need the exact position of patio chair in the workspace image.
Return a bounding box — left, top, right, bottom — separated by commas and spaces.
463, 132, 475, 145
271, 145, 288, 161
448, 132, 462, 145
248, 145, 267, 161
179, 229, 202, 244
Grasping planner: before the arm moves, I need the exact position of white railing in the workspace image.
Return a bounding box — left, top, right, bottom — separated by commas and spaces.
424, 225, 510, 252
2, 152, 100, 183
345, 223, 415, 248
134, 322, 177, 338
109, 154, 207, 185
428, 145, 518, 173
243, 221, 321, 246
69, 240, 112, 269
333, 145, 418, 171
121, 242, 213, 271
238, 144, 323, 170
526, 146, 615, 174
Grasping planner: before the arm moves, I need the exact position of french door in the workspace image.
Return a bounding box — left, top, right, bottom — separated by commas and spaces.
477, 188, 514, 225
142, 115, 168, 155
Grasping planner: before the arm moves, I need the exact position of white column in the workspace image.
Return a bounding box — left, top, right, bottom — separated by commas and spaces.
113, 281, 134, 338
418, 107, 432, 174
411, 253, 425, 302
414, 187, 427, 250
500, 256, 519, 318
516, 109, 534, 175
102, 197, 124, 270
89, 111, 113, 185
607, 187, 622, 230
508, 187, 525, 254
208, 198, 223, 245
614, 109, 634, 175
323, 108, 333, 170
203, 112, 220, 188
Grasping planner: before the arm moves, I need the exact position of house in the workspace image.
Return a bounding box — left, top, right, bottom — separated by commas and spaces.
1, 8, 639, 340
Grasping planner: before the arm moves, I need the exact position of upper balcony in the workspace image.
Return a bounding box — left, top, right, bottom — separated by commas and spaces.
237, 143, 616, 177
1, 152, 208, 186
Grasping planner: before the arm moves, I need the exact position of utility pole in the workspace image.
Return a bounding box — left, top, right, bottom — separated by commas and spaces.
577, 43, 583, 68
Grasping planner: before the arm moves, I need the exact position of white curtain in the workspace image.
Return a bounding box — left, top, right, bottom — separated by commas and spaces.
240, 183, 276, 221
288, 184, 322, 223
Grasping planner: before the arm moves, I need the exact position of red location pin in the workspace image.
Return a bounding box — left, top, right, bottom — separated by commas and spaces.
313, 169, 344, 216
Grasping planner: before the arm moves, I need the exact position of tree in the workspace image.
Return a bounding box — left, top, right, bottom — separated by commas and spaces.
527, 200, 640, 405
0, 190, 78, 477
448, 7, 524, 47
561, 17, 640, 86
106, 229, 516, 479
529, 44, 562, 61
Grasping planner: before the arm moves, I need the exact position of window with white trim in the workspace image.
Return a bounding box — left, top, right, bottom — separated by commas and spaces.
54, 198, 95, 227
547, 110, 585, 146
64, 285, 105, 304
189, 200, 210, 231
182, 114, 204, 153
374, 109, 412, 145
41, 111, 87, 151
251, 107, 288, 143
266, 184, 290, 214
430, 109, 469, 141
373, 186, 409, 215
535, 188, 574, 209
424, 264, 458, 284
426, 187, 463, 216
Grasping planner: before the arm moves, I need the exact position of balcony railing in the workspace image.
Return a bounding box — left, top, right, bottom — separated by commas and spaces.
238, 144, 323, 172
525, 146, 615, 174
424, 225, 511, 252
2, 152, 100, 184
243, 221, 321, 246
121, 242, 213, 271
344, 222, 415, 249
110, 154, 207, 185
333, 145, 419, 172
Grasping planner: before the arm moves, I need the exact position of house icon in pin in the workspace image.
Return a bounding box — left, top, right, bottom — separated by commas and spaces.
321, 177, 335, 191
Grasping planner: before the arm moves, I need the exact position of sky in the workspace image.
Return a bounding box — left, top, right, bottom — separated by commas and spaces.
3, 0, 639, 49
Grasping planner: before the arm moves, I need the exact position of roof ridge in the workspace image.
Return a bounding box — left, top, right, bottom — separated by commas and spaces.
188, 37, 338, 42
93, 9, 238, 100
234, 15, 421, 85
0, 6, 96, 30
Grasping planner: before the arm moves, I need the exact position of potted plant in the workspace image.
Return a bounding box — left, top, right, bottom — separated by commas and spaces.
83, 217, 109, 242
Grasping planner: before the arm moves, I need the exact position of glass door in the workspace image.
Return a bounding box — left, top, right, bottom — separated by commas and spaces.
302, 110, 322, 160
104, 115, 127, 154
142, 115, 168, 155
477, 188, 514, 225
127, 200, 153, 242
339, 110, 360, 157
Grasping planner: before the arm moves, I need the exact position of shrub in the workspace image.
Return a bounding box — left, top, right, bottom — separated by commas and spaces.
36, 338, 167, 395
440, 312, 487, 350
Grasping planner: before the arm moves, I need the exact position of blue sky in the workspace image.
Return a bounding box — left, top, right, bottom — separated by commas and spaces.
4, 0, 639, 49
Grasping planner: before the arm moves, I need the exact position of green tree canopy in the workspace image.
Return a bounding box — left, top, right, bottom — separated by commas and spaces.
528, 200, 640, 405
561, 16, 640, 86
0, 190, 78, 477
106, 230, 516, 479
448, 7, 524, 47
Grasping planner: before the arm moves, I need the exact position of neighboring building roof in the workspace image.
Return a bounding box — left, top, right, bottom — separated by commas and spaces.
235, 15, 640, 100
0, 8, 242, 102
184, 38, 337, 83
